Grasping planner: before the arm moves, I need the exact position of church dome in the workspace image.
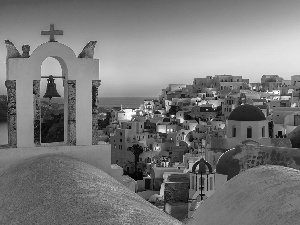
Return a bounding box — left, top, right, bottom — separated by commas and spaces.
187, 166, 300, 225
228, 104, 266, 121
192, 158, 213, 174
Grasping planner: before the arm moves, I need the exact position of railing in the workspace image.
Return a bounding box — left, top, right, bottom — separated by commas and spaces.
274, 135, 287, 138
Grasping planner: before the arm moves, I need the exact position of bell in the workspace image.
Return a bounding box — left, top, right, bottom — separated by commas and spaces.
43, 75, 61, 99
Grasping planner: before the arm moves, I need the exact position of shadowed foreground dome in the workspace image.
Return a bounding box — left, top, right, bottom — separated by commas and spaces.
228, 104, 266, 121
186, 165, 300, 225
0, 154, 181, 225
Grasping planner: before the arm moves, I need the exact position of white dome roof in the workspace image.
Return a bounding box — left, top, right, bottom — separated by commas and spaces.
187, 165, 300, 225
0, 154, 181, 225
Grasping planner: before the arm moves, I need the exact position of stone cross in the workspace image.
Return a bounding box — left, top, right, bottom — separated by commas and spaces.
41, 24, 63, 42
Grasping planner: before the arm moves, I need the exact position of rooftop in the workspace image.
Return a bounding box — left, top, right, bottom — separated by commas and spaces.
228, 104, 266, 121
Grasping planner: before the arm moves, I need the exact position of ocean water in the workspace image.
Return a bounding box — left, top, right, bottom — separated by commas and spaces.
98, 97, 157, 108
43, 97, 157, 108
0, 122, 7, 145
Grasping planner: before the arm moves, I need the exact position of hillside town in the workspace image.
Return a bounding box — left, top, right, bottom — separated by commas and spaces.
2, 0, 300, 222
97, 74, 300, 219
1, 28, 300, 224
2, 72, 299, 221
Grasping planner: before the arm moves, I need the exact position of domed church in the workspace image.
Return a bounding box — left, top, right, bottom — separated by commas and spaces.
225, 104, 271, 148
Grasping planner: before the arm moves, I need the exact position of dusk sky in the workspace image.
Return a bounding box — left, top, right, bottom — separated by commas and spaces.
1, 0, 300, 97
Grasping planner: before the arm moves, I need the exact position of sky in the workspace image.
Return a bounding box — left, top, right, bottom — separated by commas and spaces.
1, 0, 300, 97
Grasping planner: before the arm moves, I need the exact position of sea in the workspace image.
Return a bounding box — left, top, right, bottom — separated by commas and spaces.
98, 97, 157, 108
0, 122, 7, 145
42, 97, 157, 108
0, 97, 157, 145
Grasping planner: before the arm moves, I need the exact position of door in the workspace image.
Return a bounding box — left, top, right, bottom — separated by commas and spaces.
145, 178, 151, 190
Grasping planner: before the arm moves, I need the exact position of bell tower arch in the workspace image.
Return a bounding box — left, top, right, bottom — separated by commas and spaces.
5, 25, 101, 147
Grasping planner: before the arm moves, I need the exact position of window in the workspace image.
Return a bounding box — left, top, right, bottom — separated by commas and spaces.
262, 126, 265, 137
191, 175, 194, 189
232, 126, 236, 137
199, 177, 205, 190
247, 127, 252, 138
120, 139, 122, 142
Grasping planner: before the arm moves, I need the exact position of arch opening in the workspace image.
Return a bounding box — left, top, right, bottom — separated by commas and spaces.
0, 108, 8, 145
40, 57, 66, 144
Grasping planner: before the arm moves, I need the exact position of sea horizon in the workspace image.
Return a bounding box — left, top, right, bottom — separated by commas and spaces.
40, 96, 158, 108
